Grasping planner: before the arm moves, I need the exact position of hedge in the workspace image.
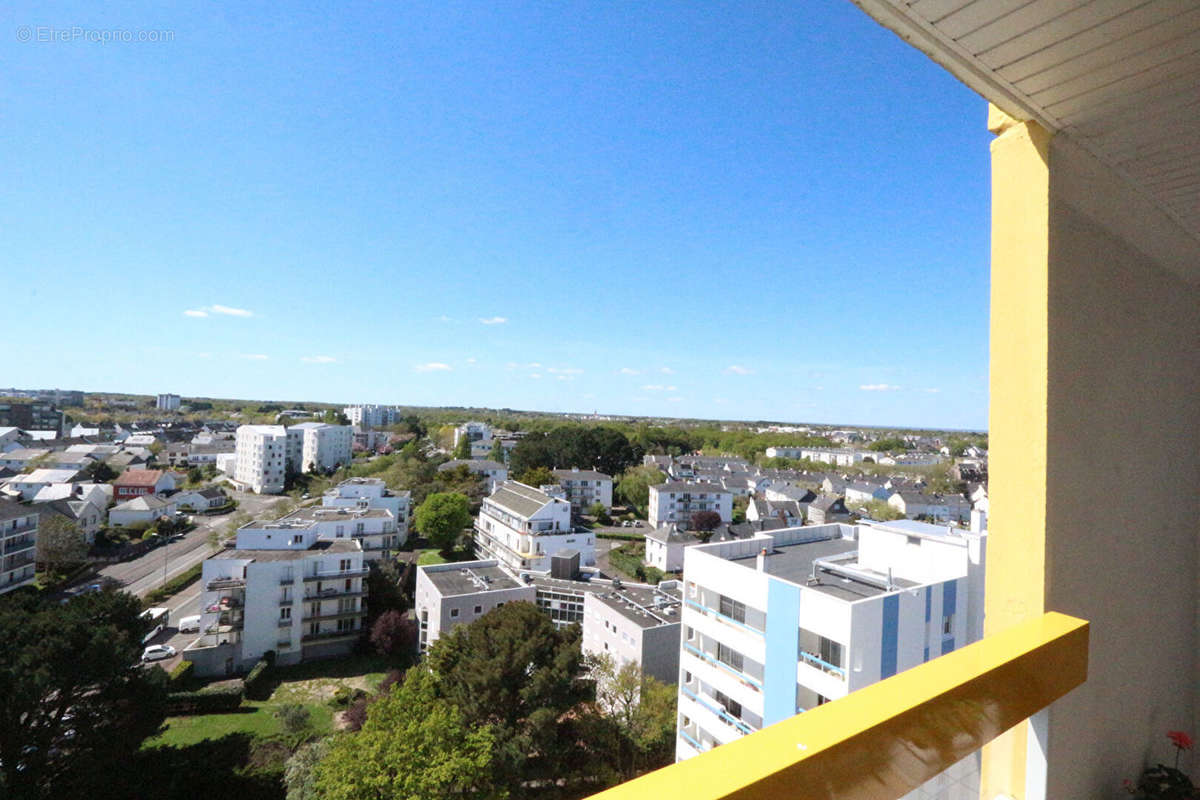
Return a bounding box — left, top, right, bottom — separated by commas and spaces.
165, 684, 244, 715
243, 657, 272, 700
142, 563, 202, 607
168, 660, 195, 688
595, 531, 643, 541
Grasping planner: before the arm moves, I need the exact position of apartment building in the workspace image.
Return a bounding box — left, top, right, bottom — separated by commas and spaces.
415, 556, 681, 684
582, 582, 682, 684
415, 560, 537, 653
264, 505, 400, 561
321, 477, 410, 547
551, 468, 613, 513
343, 404, 398, 429
675, 520, 985, 762
474, 481, 595, 571
648, 482, 733, 530
452, 421, 492, 448
156, 393, 181, 411
0, 401, 63, 435
0, 500, 37, 595
184, 521, 368, 675
233, 423, 353, 494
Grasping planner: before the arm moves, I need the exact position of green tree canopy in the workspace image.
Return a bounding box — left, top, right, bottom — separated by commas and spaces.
36, 514, 88, 576
516, 465, 555, 488
426, 601, 592, 795
413, 492, 472, 553
0, 590, 168, 797
311, 669, 497, 800
453, 433, 472, 460
588, 654, 677, 782
616, 465, 666, 516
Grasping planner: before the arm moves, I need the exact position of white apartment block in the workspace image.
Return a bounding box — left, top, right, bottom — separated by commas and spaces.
415, 557, 681, 684
233, 423, 352, 494
156, 393, 181, 411
415, 560, 537, 653
452, 421, 492, 448
474, 481, 595, 572
764, 446, 868, 467
582, 582, 682, 684
648, 482, 733, 530
289, 422, 353, 473
322, 477, 410, 547
552, 468, 613, 513
0, 500, 37, 595
344, 404, 398, 429
184, 521, 368, 676
674, 520, 985, 765
267, 506, 401, 561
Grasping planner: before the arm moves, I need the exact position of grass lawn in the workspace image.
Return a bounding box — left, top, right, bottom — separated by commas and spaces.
148, 654, 391, 749
416, 548, 473, 566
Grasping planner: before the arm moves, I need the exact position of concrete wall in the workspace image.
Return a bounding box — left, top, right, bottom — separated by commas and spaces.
1041, 136, 1200, 796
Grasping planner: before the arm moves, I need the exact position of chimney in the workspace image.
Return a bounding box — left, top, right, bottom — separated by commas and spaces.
756, 548, 768, 573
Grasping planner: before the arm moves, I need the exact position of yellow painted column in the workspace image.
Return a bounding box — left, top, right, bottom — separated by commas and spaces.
980, 106, 1053, 800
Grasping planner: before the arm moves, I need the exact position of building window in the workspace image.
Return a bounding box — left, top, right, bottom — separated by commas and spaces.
280, 607, 291, 620
718, 595, 746, 623
716, 642, 744, 672
450, 608, 459, 618
819, 637, 844, 669
474, 605, 482, 615
943, 614, 954, 635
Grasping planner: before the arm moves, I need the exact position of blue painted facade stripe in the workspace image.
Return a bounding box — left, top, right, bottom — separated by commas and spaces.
943, 580, 957, 617
880, 594, 899, 679
923, 646, 930, 662
763, 578, 801, 727
925, 587, 931, 622
941, 636, 955, 656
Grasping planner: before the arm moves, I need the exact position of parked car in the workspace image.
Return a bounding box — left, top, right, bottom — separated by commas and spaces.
141, 644, 176, 662
177, 615, 202, 633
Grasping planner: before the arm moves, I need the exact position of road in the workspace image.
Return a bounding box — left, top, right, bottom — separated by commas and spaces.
95, 490, 284, 599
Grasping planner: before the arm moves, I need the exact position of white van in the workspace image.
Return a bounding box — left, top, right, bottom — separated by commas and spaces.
177, 614, 202, 633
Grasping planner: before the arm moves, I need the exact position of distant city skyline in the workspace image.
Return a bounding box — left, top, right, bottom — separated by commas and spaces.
4, 0, 990, 430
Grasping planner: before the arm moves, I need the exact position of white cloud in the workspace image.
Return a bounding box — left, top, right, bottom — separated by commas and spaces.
301, 355, 337, 364
641, 384, 677, 392
196, 352, 212, 359
923, 387, 942, 393
659, 367, 675, 375
414, 362, 452, 373
186, 304, 254, 318
526, 362, 542, 369
860, 383, 902, 391
479, 316, 508, 325
239, 353, 269, 361
666, 396, 683, 403
547, 367, 583, 375
529, 373, 542, 379
210, 304, 253, 318
465, 357, 477, 364
618, 367, 642, 375
437, 315, 454, 323
556, 375, 570, 381
724, 365, 754, 375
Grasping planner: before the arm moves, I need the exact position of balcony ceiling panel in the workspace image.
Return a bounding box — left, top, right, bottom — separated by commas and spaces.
850, 0, 1200, 240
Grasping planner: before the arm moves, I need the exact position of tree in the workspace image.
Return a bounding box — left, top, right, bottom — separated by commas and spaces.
284, 737, 333, 800
413, 492, 472, 553
83, 459, 117, 483
516, 465, 555, 488
36, 514, 88, 576
365, 561, 407, 624
862, 499, 905, 521
588, 654, 678, 781
617, 465, 666, 516
370, 610, 418, 660
275, 703, 313, 749
453, 433, 472, 460
488, 438, 506, 464
690, 510, 721, 533
311, 669, 497, 800
0, 590, 168, 797
186, 466, 203, 485
426, 601, 593, 795
868, 436, 908, 452
731, 495, 749, 524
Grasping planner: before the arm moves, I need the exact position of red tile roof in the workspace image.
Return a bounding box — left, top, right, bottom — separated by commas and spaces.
115, 469, 165, 487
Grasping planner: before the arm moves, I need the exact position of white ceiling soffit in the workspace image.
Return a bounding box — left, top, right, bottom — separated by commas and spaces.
849, 0, 1200, 242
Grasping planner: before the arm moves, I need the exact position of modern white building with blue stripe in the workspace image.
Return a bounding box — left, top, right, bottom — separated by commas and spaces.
675, 519, 986, 762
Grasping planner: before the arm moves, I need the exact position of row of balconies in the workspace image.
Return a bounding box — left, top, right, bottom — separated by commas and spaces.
2, 536, 36, 555
2, 522, 37, 537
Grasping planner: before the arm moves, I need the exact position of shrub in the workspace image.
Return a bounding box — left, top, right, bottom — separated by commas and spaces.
330, 686, 352, 708
243, 657, 272, 700
142, 563, 202, 607
168, 660, 195, 688
643, 566, 665, 585
165, 684, 244, 715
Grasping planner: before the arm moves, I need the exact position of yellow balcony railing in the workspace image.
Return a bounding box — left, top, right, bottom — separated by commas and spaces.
589, 611, 1088, 800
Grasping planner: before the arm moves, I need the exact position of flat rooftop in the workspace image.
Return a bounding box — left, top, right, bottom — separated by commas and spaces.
726, 537, 908, 602
591, 584, 682, 629
284, 506, 393, 521
215, 539, 361, 561
424, 564, 527, 596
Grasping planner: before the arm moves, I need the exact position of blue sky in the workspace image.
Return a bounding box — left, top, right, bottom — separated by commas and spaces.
2, 1, 991, 430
